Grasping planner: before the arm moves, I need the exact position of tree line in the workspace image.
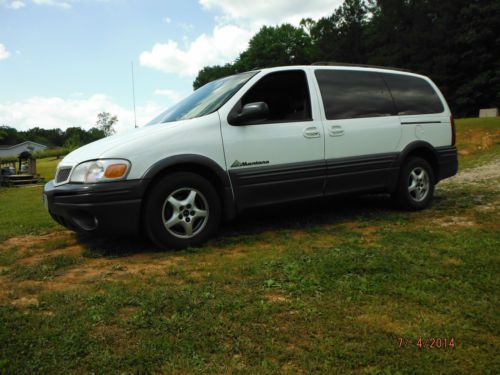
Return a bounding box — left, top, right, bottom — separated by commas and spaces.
0, 112, 117, 150
193, 0, 500, 117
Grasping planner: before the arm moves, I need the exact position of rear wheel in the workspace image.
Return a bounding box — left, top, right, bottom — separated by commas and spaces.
143, 172, 221, 249
393, 157, 435, 210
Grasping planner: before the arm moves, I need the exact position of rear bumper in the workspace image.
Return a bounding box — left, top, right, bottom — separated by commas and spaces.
44, 179, 149, 235
436, 146, 458, 181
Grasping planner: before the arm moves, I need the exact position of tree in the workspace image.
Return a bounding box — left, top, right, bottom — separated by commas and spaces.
96, 112, 118, 136
192, 0, 498, 117
311, 0, 368, 63
193, 64, 237, 90
237, 24, 314, 71
0, 126, 21, 145
192, 24, 314, 89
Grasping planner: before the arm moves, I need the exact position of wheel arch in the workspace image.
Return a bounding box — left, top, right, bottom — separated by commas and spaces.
394, 141, 440, 183
141, 154, 236, 220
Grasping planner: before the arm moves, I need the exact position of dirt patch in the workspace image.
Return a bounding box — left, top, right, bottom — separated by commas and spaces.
0, 230, 68, 252
265, 293, 290, 303
10, 296, 39, 307
356, 313, 406, 334
18, 244, 82, 265
432, 216, 476, 228
442, 158, 500, 185
443, 257, 464, 267
116, 306, 140, 320
0, 232, 185, 304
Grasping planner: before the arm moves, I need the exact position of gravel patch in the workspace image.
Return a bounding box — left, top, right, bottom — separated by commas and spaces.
441, 158, 500, 185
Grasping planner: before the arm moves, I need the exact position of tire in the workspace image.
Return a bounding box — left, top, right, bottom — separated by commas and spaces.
143, 172, 221, 249
393, 157, 435, 211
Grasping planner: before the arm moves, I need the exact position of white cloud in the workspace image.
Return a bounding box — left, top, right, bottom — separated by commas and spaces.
5, 0, 26, 9
32, 0, 71, 9
1, 0, 80, 9
140, 0, 342, 77
178, 22, 195, 32
0, 95, 163, 132
0, 44, 11, 61
139, 24, 253, 76
199, 0, 342, 27
164, 16, 171, 24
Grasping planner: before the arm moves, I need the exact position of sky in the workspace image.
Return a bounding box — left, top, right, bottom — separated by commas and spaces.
0, 0, 342, 133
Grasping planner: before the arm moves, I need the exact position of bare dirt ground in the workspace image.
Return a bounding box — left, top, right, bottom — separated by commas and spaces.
441, 157, 500, 185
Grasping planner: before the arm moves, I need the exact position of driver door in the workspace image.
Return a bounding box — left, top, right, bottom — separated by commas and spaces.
218, 69, 325, 210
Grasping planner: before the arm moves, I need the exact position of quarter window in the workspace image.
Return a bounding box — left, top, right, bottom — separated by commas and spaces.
315, 70, 395, 120
382, 73, 444, 115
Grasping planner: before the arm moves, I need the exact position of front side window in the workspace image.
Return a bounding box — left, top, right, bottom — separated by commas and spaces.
237, 70, 312, 124
382, 73, 444, 115
147, 71, 257, 125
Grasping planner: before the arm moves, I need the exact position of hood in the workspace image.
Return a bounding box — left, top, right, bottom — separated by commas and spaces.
61, 120, 187, 164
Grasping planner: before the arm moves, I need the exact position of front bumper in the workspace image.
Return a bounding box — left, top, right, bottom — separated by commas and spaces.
44, 179, 149, 235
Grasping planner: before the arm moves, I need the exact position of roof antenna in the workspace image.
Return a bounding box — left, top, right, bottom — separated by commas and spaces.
131, 61, 138, 128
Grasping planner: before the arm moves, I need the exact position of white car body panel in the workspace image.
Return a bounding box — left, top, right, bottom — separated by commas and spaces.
218, 68, 325, 167
59, 112, 226, 180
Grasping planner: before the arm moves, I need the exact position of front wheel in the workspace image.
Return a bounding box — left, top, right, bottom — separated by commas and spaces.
393, 157, 435, 211
143, 172, 221, 249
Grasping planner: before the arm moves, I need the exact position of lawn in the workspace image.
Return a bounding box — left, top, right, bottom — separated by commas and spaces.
0, 118, 498, 374
36, 157, 60, 181
0, 157, 60, 241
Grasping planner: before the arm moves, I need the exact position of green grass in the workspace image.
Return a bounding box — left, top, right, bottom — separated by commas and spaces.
455, 117, 500, 169
0, 117, 498, 374
36, 157, 59, 181
455, 116, 500, 130
8, 255, 82, 281
0, 157, 59, 241
0, 220, 498, 373
0, 186, 59, 242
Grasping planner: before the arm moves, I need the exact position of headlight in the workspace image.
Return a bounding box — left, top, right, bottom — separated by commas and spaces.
70, 159, 130, 183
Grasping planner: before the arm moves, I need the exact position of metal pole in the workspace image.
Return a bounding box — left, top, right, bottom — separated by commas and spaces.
131, 62, 137, 128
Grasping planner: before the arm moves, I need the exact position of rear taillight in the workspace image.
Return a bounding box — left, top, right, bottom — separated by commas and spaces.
450, 115, 456, 146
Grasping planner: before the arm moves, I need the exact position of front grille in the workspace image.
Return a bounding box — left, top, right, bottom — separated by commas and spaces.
55, 167, 72, 184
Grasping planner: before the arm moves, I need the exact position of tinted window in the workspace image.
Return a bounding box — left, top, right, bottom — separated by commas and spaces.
238, 70, 312, 124
315, 70, 395, 120
382, 73, 444, 115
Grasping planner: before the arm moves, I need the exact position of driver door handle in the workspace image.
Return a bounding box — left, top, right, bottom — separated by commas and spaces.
303, 126, 321, 138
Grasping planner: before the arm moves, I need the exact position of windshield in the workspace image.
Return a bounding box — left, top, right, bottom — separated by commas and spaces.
147, 71, 257, 125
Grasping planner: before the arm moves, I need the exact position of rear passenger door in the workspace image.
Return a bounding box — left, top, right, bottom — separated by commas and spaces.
219, 69, 325, 210
313, 69, 402, 195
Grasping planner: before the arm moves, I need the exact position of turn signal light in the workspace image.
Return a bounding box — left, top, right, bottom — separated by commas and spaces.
104, 164, 128, 178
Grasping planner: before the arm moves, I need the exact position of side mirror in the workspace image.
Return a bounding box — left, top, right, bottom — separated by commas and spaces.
228, 102, 269, 125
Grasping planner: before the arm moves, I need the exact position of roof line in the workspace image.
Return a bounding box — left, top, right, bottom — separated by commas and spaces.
0, 141, 48, 149
310, 62, 411, 73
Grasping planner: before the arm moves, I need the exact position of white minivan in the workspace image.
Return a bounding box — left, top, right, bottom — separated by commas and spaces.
44, 64, 458, 249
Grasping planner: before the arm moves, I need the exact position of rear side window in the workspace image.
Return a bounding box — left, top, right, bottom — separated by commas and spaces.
315, 70, 395, 120
382, 73, 444, 115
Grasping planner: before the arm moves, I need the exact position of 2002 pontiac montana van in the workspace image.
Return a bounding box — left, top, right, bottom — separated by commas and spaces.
44, 64, 458, 249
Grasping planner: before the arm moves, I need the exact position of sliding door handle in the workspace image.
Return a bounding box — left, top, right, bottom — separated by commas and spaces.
329, 125, 345, 137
